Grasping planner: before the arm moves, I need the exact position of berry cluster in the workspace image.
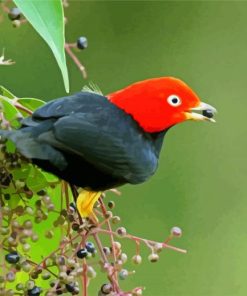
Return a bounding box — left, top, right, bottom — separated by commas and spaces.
0, 83, 186, 296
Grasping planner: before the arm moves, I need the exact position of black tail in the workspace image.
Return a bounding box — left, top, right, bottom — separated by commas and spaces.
0, 128, 67, 170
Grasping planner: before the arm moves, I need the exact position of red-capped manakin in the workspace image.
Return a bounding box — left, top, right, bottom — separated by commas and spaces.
0, 77, 216, 219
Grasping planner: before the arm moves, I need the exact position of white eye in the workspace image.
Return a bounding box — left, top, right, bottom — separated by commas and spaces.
167, 95, 181, 107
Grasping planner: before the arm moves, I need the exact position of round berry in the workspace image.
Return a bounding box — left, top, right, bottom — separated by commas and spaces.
27, 286, 42, 296
116, 227, 127, 237
101, 283, 113, 294
76, 248, 88, 259
148, 253, 159, 263
107, 201, 115, 209
170, 226, 182, 237
4, 193, 10, 200
77, 36, 88, 50
103, 247, 111, 256
87, 266, 96, 278
6, 271, 15, 282
65, 283, 75, 293
203, 109, 214, 119
119, 269, 128, 280
112, 216, 121, 224
132, 255, 142, 265
85, 241, 95, 253
8, 7, 21, 21
5, 252, 20, 264
121, 253, 128, 263
16, 283, 24, 291
37, 189, 46, 196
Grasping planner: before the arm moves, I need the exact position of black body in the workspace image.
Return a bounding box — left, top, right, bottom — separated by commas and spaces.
1, 92, 167, 191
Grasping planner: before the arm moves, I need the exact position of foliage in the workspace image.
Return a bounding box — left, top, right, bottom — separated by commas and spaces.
13, 0, 69, 92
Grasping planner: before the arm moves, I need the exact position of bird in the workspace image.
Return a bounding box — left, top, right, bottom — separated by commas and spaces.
0, 77, 216, 220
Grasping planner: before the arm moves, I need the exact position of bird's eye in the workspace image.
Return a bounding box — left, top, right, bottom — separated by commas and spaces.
167, 95, 181, 107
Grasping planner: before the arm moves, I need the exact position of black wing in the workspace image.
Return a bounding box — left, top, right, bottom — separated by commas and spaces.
31, 92, 158, 184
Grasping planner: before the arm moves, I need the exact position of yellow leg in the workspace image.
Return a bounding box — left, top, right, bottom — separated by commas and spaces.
76, 190, 102, 221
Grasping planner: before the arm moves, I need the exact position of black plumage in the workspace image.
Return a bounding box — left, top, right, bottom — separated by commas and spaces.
0, 92, 167, 191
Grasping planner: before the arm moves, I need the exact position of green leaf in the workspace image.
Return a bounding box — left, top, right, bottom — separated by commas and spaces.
11, 164, 32, 180
0, 85, 16, 99
7, 195, 21, 209
18, 98, 45, 112
0, 96, 22, 128
26, 167, 48, 193
6, 140, 16, 153
43, 171, 60, 184
13, 0, 69, 92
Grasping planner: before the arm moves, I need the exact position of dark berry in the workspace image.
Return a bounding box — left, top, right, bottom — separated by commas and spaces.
55, 285, 63, 295
202, 109, 214, 119
65, 283, 75, 293
8, 7, 21, 20
77, 36, 88, 50
76, 248, 88, 259
69, 202, 76, 210
5, 251, 20, 264
27, 286, 41, 296
86, 241, 95, 253
37, 189, 46, 196
72, 223, 80, 231
4, 194, 10, 200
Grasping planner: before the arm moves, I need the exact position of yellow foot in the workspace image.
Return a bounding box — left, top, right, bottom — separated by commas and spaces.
76, 190, 102, 222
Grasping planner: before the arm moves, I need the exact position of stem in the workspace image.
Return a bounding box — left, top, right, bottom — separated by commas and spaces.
65, 44, 87, 79
99, 197, 120, 292
93, 232, 119, 291
83, 261, 88, 296
97, 229, 187, 254
14, 102, 33, 115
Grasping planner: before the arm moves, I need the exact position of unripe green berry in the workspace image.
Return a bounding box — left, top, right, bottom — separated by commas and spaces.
22, 243, 31, 252
42, 273, 51, 280
121, 253, 128, 263
113, 241, 121, 251
31, 233, 39, 242
112, 216, 121, 224
119, 269, 128, 280
105, 211, 112, 219
132, 255, 142, 265
22, 262, 31, 272
25, 280, 35, 290
45, 230, 54, 239
25, 206, 34, 215
148, 253, 159, 263
16, 283, 24, 291
87, 266, 96, 278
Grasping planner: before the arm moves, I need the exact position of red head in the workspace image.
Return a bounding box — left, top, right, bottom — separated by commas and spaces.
108, 77, 216, 133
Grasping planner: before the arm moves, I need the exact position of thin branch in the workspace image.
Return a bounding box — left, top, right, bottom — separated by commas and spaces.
65, 43, 87, 79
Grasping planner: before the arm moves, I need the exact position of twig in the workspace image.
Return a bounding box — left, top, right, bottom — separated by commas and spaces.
65, 43, 87, 79
96, 228, 187, 254
99, 197, 120, 292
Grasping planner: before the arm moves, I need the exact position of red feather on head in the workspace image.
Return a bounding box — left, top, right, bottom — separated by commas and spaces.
108, 77, 201, 133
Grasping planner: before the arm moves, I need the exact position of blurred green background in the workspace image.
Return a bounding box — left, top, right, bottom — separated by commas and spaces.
1, 1, 246, 295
